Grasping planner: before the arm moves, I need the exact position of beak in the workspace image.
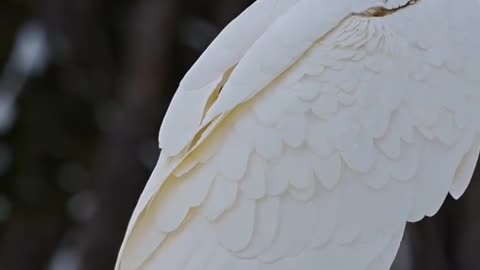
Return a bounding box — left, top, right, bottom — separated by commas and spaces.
353, 0, 419, 17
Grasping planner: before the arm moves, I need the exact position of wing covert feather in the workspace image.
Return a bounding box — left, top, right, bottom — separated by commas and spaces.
158, 0, 300, 156
159, 0, 388, 157
117, 1, 480, 269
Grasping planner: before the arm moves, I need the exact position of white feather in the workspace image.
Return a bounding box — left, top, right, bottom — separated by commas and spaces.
116, 0, 480, 269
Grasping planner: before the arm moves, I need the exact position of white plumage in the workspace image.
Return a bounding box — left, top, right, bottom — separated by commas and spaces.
115, 0, 480, 269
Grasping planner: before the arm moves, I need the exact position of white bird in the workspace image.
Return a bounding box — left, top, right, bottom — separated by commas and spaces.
115, 0, 480, 269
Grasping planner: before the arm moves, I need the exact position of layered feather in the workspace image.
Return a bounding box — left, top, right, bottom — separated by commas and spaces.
116, 0, 480, 269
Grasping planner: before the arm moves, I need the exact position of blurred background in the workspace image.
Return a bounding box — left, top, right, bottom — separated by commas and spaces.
0, 0, 479, 269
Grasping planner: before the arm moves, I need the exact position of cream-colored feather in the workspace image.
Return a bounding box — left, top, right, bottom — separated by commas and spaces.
116, 0, 480, 269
